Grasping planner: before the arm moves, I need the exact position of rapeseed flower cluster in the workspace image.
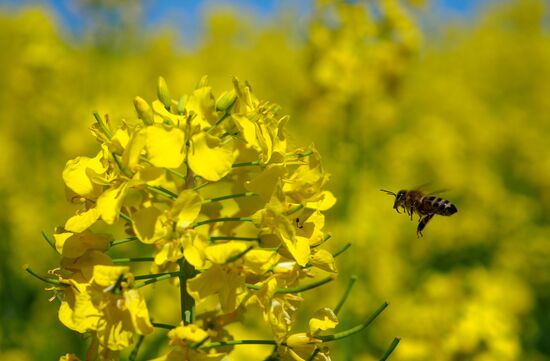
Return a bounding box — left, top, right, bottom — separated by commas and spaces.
31, 77, 394, 360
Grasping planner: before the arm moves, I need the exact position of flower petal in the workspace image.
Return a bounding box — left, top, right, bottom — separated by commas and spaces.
145, 125, 186, 168
310, 249, 337, 273
96, 183, 128, 224
170, 190, 202, 230
65, 207, 100, 233
187, 265, 224, 301
92, 265, 130, 288
188, 132, 235, 181
132, 206, 167, 244
309, 307, 338, 334
204, 241, 250, 264
63, 153, 105, 196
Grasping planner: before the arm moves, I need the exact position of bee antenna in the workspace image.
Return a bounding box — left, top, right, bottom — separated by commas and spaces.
380, 189, 396, 197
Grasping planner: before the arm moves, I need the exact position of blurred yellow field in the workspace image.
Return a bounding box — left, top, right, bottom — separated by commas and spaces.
1, 1, 549, 360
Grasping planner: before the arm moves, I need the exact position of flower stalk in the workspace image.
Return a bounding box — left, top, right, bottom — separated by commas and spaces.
178, 258, 196, 325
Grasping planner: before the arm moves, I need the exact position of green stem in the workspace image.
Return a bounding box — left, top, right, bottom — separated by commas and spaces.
311, 234, 332, 249
93, 112, 113, 139
25, 266, 64, 286
207, 105, 235, 134
112, 257, 154, 264
147, 185, 178, 199
225, 246, 254, 264
332, 243, 351, 258
246, 276, 334, 294
167, 168, 187, 180
178, 258, 197, 325
379, 337, 400, 361
285, 204, 304, 216
134, 272, 179, 281
200, 339, 277, 349
198, 304, 389, 350
334, 276, 357, 315
193, 181, 210, 191
134, 272, 179, 288
112, 152, 133, 178
110, 236, 138, 247
202, 192, 257, 204
129, 335, 145, 361
232, 160, 260, 168
119, 211, 132, 223
192, 217, 253, 229
306, 349, 320, 361
317, 302, 389, 342
152, 322, 176, 330
41, 231, 60, 254
191, 335, 211, 349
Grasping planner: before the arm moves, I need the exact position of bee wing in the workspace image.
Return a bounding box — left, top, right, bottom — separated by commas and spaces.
412, 182, 432, 192
413, 182, 449, 196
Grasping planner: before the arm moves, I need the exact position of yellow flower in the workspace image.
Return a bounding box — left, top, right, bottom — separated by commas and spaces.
154, 230, 208, 271
230, 78, 288, 165
309, 249, 337, 273
152, 323, 226, 361
308, 308, 338, 334
254, 188, 310, 266
62, 151, 107, 197
266, 295, 303, 344
283, 149, 336, 211
54, 230, 110, 258
44, 77, 344, 359
187, 264, 247, 313
186, 86, 219, 129
58, 265, 153, 352
169, 189, 203, 231
243, 249, 280, 275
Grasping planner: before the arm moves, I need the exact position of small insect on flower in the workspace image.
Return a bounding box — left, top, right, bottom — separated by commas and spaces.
380, 189, 457, 237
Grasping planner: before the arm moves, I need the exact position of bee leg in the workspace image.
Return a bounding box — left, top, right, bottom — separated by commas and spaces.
417, 214, 434, 238
409, 206, 415, 221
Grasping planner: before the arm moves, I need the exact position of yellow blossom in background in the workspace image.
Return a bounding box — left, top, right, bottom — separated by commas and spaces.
4, 0, 550, 360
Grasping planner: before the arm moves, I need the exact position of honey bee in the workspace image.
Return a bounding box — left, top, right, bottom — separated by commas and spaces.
380, 189, 457, 237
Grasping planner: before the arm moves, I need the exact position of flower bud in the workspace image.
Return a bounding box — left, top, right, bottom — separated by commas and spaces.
177, 95, 188, 115
133, 96, 154, 125
157, 76, 172, 109
285, 333, 321, 348
195, 75, 208, 89
216, 90, 237, 112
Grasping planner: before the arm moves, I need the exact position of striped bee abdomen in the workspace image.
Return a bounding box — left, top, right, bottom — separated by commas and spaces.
421, 196, 458, 216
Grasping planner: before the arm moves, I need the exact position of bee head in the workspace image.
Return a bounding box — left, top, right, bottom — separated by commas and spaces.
394, 190, 407, 209
381, 189, 405, 213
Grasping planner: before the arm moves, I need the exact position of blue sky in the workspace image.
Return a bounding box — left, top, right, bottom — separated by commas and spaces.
0, 0, 482, 43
